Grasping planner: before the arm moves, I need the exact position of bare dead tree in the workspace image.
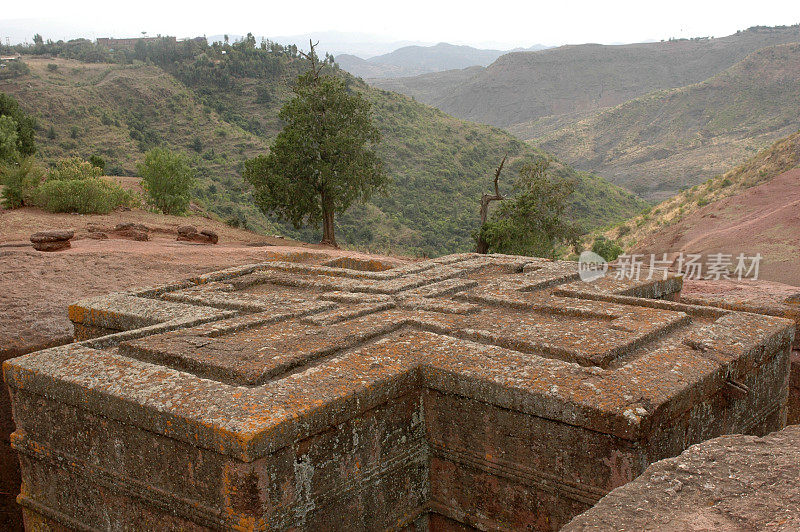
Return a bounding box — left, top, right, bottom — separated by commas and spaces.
298, 40, 322, 80
476, 154, 507, 254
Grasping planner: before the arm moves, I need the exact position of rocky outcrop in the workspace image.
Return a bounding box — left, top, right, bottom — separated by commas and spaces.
111, 223, 149, 241
176, 225, 218, 244
30, 230, 74, 252
564, 425, 800, 531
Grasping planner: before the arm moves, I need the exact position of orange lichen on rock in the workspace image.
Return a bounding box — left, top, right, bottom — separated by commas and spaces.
3, 251, 794, 530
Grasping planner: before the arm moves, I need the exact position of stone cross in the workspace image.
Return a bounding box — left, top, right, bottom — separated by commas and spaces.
5, 252, 793, 530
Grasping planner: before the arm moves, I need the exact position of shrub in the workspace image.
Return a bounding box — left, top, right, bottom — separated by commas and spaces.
0, 60, 29, 79
47, 157, 102, 181
0, 155, 43, 208
137, 147, 196, 215
47, 63, 59, 71
0, 115, 19, 161
107, 164, 125, 176
46, 125, 57, 140
88, 155, 106, 171
592, 236, 624, 262
0, 93, 36, 155
32, 157, 133, 214
34, 178, 132, 214
697, 197, 711, 207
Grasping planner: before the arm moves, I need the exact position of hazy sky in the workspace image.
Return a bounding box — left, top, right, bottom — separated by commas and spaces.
2, 0, 799, 51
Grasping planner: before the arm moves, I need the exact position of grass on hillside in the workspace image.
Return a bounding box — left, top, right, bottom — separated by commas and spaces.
603, 129, 800, 250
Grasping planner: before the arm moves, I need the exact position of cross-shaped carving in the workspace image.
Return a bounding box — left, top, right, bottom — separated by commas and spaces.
6, 252, 792, 530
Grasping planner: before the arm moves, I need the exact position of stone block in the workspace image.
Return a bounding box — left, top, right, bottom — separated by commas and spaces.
176, 226, 218, 244
4, 253, 794, 530
30, 230, 73, 252
563, 425, 800, 531
682, 279, 800, 424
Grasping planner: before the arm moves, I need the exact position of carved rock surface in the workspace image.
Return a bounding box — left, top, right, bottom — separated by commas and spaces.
682, 278, 800, 424
4, 252, 794, 530
565, 425, 800, 531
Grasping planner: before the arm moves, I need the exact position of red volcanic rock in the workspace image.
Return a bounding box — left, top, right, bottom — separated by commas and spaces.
199, 229, 218, 244
176, 225, 197, 236
113, 222, 149, 233
565, 425, 800, 531
6, 253, 793, 530
176, 227, 218, 244
110, 223, 149, 241
30, 230, 74, 252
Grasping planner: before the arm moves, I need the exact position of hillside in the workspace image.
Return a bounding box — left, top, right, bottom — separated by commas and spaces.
530, 43, 800, 200
0, 56, 277, 233
0, 42, 646, 256
605, 130, 800, 285
337, 43, 508, 79
371, 25, 800, 128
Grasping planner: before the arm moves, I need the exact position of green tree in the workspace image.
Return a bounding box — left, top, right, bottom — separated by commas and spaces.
0, 115, 19, 161
591, 236, 624, 262
0, 93, 37, 156
476, 158, 580, 257
244, 42, 386, 246
88, 155, 106, 171
137, 147, 196, 215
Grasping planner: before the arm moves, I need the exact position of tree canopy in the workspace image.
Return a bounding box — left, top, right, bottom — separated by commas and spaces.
137, 148, 196, 215
476, 158, 580, 258
244, 44, 386, 246
0, 92, 36, 157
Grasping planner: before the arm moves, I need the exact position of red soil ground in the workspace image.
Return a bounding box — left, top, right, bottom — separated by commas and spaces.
632, 168, 800, 287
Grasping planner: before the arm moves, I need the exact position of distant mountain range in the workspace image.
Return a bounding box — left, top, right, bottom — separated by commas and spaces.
530, 42, 800, 200
335, 42, 549, 79
208, 31, 435, 59
3, 52, 644, 257
372, 25, 800, 128
372, 25, 800, 201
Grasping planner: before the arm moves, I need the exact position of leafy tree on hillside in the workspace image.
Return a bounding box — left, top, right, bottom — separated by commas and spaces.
0, 115, 19, 161
591, 235, 624, 262
137, 147, 196, 215
244, 42, 386, 247
475, 158, 580, 257
0, 93, 37, 156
